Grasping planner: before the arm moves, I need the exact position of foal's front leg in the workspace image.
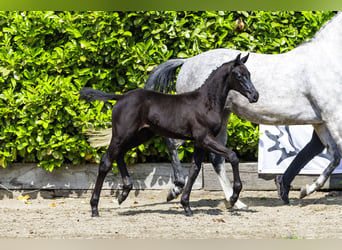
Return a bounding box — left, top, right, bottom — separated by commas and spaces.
202, 135, 242, 207
180, 147, 205, 216
209, 109, 248, 209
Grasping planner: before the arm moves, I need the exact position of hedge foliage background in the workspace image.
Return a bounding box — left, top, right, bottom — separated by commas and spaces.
0, 11, 336, 171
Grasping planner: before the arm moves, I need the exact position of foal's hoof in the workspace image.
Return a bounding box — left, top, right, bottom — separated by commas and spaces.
91, 211, 99, 217
181, 200, 193, 216
166, 189, 179, 202
229, 196, 238, 208
118, 195, 127, 205
166, 186, 183, 202
184, 208, 193, 217
166, 192, 175, 202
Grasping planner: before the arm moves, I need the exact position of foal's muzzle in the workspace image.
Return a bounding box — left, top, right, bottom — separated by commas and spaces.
248, 91, 259, 103
243, 80, 259, 103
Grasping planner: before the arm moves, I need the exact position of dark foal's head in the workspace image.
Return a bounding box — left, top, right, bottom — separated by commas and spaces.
229, 54, 259, 103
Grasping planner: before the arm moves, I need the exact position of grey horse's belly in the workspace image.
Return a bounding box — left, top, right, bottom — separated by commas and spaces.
176, 48, 323, 126
226, 91, 322, 125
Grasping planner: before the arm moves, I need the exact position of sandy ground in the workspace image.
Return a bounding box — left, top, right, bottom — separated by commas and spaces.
1, 189, 342, 239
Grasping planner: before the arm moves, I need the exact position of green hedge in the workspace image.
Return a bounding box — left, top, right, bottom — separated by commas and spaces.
0, 11, 335, 170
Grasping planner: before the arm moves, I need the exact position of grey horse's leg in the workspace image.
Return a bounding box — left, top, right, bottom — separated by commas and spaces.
165, 138, 186, 202
209, 109, 248, 209
300, 125, 341, 198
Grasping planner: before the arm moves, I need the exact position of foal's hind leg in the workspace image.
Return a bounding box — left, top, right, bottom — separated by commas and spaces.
116, 129, 155, 205
180, 147, 205, 216
90, 150, 114, 217
116, 153, 133, 205
165, 138, 186, 202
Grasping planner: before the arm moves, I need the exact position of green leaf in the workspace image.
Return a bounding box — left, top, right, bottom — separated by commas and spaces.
64, 107, 76, 116
66, 27, 82, 38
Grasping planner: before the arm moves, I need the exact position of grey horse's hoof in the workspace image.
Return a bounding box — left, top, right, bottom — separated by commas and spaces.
224, 199, 235, 209
299, 186, 308, 199
225, 201, 249, 210
224, 200, 232, 209
238, 205, 249, 211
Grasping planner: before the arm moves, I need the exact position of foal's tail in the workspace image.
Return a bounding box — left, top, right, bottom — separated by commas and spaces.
79, 87, 119, 148
79, 87, 122, 102
145, 59, 185, 93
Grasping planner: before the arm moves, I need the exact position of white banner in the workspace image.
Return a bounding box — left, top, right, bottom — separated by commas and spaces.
258, 125, 342, 175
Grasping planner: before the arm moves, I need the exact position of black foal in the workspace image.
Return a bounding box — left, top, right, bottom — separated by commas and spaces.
79, 54, 259, 217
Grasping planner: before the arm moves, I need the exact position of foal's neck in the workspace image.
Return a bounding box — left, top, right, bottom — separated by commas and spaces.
198, 63, 232, 112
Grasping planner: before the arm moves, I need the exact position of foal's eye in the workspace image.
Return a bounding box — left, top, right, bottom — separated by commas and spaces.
234, 72, 242, 80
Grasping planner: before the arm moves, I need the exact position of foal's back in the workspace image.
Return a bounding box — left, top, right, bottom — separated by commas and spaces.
112, 88, 208, 140
115, 88, 201, 112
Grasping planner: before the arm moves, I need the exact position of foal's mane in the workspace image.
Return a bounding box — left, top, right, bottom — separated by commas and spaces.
194, 60, 236, 110
197, 61, 233, 91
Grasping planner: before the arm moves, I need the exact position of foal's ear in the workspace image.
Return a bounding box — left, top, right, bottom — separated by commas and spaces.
234, 53, 242, 66
240, 53, 250, 64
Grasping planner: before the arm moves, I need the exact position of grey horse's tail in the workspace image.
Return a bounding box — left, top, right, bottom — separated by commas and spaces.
79, 87, 122, 102
83, 59, 186, 148
145, 59, 185, 93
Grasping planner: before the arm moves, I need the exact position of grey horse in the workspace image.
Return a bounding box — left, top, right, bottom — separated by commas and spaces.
145, 12, 342, 208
